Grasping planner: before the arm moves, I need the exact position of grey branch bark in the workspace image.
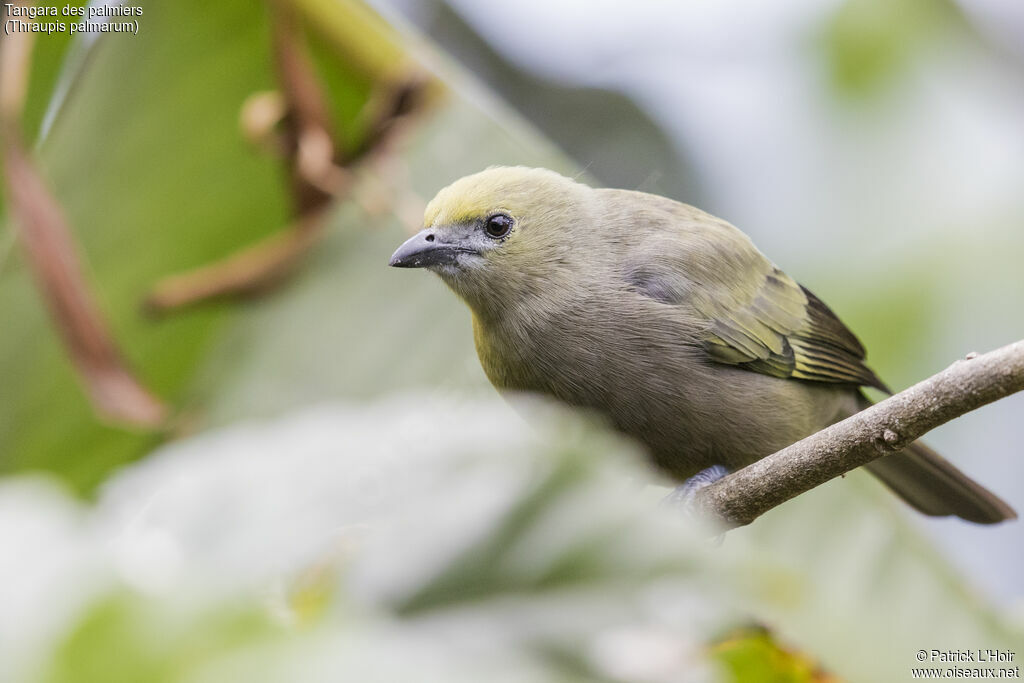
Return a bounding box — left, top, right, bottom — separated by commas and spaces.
694, 339, 1024, 529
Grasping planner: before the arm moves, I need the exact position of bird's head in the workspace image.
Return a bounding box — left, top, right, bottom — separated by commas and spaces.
389, 166, 591, 313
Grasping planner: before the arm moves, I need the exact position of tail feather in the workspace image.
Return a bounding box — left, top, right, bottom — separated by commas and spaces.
865, 441, 1017, 524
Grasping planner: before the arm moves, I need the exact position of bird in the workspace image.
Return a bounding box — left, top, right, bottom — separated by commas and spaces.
388, 166, 1016, 524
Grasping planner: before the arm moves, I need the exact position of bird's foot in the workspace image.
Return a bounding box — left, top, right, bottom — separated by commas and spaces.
662, 465, 730, 543
663, 465, 730, 506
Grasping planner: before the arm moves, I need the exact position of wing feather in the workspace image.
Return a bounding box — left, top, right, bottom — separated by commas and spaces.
611, 188, 887, 391
705, 268, 887, 389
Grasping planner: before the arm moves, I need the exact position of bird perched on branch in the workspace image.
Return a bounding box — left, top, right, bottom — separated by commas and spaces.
389, 166, 1015, 524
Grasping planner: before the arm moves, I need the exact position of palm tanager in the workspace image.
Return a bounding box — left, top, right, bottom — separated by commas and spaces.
389, 166, 1016, 524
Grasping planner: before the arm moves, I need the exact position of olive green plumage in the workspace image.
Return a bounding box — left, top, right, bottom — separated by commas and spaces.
389, 166, 1015, 524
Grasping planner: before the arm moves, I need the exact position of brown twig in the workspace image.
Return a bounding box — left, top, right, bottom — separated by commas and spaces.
1, 13, 166, 427
694, 340, 1024, 529
144, 2, 334, 314
350, 73, 431, 162
144, 0, 432, 313
144, 210, 329, 310
269, 0, 338, 215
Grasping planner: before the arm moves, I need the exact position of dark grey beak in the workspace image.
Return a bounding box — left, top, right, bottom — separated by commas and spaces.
388, 229, 473, 268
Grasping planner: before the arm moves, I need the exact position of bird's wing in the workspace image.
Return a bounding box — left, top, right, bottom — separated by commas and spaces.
698, 266, 888, 390
618, 194, 887, 390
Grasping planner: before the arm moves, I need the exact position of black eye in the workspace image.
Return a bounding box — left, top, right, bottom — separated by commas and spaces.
483, 213, 513, 239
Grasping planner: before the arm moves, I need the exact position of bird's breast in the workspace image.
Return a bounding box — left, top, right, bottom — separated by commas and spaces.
469, 296, 851, 481
470, 297, 690, 410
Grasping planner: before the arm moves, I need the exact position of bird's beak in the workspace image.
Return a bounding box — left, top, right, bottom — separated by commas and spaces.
388, 229, 474, 268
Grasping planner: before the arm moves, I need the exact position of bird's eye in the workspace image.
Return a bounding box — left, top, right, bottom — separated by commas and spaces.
483, 213, 513, 239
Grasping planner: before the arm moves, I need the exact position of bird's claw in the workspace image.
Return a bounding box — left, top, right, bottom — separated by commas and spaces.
663, 465, 730, 508
661, 465, 730, 543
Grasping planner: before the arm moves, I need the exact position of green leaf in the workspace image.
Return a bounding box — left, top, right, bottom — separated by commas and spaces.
823, 0, 963, 97
0, 0, 567, 492
712, 628, 824, 683
0, 0, 286, 490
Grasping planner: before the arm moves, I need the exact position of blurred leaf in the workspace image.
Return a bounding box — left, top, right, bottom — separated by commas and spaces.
4, 398, 1019, 682
15, 2, 87, 145
723, 471, 1023, 680
712, 628, 832, 683
14, 398, 723, 682
44, 594, 278, 683
0, 0, 288, 490
0, 2, 81, 224
0, 0, 564, 491
824, 0, 962, 97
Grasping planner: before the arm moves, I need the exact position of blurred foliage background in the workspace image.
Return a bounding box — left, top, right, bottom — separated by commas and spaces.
1, 0, 1023, 681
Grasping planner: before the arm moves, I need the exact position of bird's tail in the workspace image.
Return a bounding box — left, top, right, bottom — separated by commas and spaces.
851, 392, 1016, 524
865, 441, 1016, 524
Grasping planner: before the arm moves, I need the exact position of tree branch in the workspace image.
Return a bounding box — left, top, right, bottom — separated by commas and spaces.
694, 340, 1024, 529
